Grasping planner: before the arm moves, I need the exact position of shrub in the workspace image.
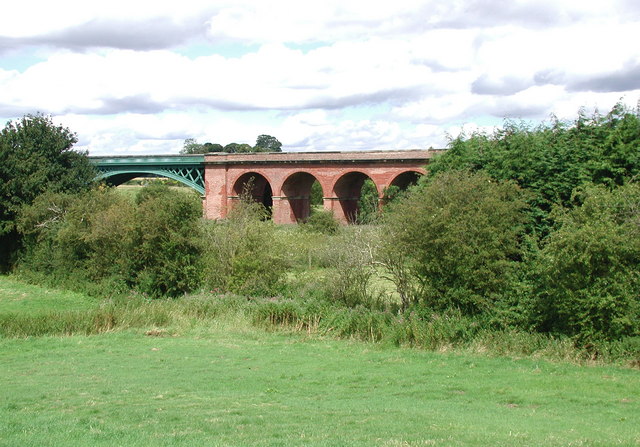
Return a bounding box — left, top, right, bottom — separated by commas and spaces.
356, 179, 380, 224
532, 183, 640, 342
321, 226, 380, 307
380, 170, 529, 316
427, 103, 640, 237
0, 114, 95, 270
302, 209, 340, 234
17, 188, 136, 291
17, 185, 204, 298
202, 200, 286, 296
131, 185, 204, 297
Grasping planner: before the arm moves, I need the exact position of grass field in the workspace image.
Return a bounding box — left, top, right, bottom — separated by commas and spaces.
1, 276, 639, 446
0, 276, 99, 314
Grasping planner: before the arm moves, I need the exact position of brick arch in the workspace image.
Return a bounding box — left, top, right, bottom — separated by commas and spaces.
389, 170, 423, 190
330, 171, 378, 223
276, 171, 321, 223
230, 171, 274, 213
201, 150, 440, 223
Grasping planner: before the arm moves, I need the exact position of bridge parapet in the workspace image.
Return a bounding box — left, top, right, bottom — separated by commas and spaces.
204, 149, 442, 165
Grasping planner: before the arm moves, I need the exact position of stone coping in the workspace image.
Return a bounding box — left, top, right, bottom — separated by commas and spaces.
204, 149, 443, 165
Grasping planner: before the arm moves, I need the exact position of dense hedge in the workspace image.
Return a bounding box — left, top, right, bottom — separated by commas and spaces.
17, 185, 203, 298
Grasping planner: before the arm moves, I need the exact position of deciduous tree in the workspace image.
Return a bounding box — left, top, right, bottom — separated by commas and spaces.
254, 134, 282, 152
0, 114, 94, 270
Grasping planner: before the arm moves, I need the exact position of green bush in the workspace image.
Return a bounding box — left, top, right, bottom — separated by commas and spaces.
0, 114, 96, 270
17, 185, 204, 298
202, 200, 286, 296
427, 103, 640, 237
321, 226, 380, 307
381, 170, 529, 316
356, 179, 380, 224
17, 188, 136, 291
302, 209, 340, 234
532, 183, 640, 342
131, 184, 203, 297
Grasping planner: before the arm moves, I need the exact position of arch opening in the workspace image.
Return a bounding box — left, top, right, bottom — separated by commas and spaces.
332, 172, 378, 224
383, 170, 423, 205
389, 170, 422, 191
281, 172, 322, 222
232, 172, 273, 216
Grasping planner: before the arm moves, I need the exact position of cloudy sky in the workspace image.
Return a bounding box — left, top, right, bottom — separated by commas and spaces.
1, 0, 639, 155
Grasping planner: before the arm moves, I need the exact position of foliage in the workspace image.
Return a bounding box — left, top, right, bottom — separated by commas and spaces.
181, 139, 225, 154
532, 183, 640, 342
180, 134, 282, 154
381, 170, 528, 316
429, 102, 640, 236
380, 184, 402, 210
3, 274, 640, 365
131, 184, 204, 297
254, 134, 282, 152
310, 180, 324, 206
17, 188, 136, 293
181, 138, 204, 154
356, 179, 380, 224
302, 209, 340, 234
224, 142, 254, 153
0, 114, 95, 269
16, 185, 203, 298
321, 226, 379, 307
202, 199, 286, 296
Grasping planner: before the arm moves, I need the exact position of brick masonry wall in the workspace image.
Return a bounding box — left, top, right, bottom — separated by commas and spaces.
203, 150, 439, 223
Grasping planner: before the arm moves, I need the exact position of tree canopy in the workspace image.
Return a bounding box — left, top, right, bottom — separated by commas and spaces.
254, 134, 282, 152
180, 135, 282, 154
0, 114, 95, 269
427, 103, 640, 236
381, 170, 528, 314
378, 101, 640, 341
532, 183, 640, 341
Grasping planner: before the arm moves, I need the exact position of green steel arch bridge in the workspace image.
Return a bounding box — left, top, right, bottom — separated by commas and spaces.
90, 155, 206, 195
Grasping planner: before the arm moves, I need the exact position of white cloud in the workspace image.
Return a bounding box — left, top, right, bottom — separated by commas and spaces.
1, 1, 639, 155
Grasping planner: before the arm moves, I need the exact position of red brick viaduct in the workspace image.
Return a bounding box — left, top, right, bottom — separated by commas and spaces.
203, 150, 440, 224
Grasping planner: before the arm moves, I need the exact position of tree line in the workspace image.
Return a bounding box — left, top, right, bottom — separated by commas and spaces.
180, 134, 282, 154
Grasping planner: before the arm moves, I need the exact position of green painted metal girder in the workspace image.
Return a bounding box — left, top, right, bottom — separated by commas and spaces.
90, 155, 205, 195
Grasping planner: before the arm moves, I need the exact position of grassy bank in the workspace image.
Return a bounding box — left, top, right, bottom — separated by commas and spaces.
2, 275, 640, 446
2, 275, 639, 366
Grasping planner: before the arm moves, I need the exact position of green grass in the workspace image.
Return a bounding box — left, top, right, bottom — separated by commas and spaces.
1, 276, 640, 446
2, 329, 639, 446
115, 183, 199, 200
0, 276, 98, 314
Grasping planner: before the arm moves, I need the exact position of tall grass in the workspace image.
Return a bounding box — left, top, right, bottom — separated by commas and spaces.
6, 285, 636, 367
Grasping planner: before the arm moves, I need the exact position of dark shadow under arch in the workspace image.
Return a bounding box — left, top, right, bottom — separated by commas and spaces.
281, 172, 321, 222
232, 172, 273, 214
332, 171, 377, 223
389, 170, 422, 191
